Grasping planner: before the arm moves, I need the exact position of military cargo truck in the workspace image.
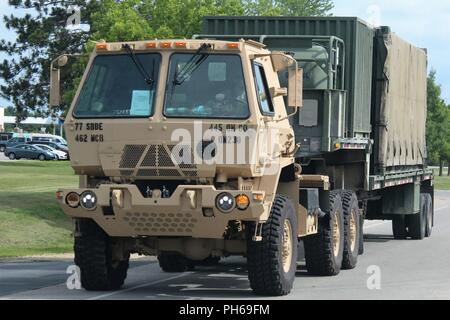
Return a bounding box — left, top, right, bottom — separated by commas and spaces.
50, 17, 433, 296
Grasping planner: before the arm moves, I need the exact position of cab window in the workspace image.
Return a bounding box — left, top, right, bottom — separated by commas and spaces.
252, 63, 274, 115
164, 54, 249, 119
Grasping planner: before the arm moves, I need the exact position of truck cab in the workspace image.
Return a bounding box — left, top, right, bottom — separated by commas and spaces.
51, 39, 324, 296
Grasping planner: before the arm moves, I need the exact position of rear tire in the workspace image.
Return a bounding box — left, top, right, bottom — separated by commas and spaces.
303, 192, 344, 276
340, 191, 360, 270
424, 194, 433, 238
0, 146, 5, 152
8, 153, 16, 160
406, 194, 427, 240
246, 195, 298, 296
74, 219, 129, 291
392, 215, 407, 239
158, 253, 195, 272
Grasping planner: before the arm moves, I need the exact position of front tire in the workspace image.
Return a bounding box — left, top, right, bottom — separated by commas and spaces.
246, 195, 298, 296
38, 154, 46, 161
303, 192, 344, 276
74, 219, 129, 291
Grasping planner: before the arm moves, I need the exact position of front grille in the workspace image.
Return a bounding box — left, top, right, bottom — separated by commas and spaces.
159, 169, 181, 177
157, 145, 175, 167
137, 169, 158, 176
118, 144, 199, 177
119, 145, 146, 168
141, 145, 157, 167
123, 212, 198, 234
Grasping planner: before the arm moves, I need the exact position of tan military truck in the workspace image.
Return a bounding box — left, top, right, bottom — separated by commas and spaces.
50, 17, 433, 297
50, 38, 335, 296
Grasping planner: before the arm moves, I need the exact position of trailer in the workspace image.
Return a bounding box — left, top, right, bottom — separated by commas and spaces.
199, 16, 433, 241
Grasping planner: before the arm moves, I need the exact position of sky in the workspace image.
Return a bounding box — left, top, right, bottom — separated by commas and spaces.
0, 0, 450, 108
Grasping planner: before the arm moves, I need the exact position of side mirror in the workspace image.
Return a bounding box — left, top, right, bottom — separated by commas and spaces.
49, 55, 68, 107
288, 66, 303, 108
271, 52, 303, 109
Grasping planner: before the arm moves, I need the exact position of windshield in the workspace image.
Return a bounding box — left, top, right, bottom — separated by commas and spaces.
164, 54, 249, 119
74, 53, 161, 118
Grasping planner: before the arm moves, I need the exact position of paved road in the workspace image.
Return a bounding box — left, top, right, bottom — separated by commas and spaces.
1, 191, 449, 300
0, 152, 8, 161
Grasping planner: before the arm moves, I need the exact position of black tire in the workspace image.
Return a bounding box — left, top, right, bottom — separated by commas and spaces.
392, 215, 407, 239
424, 194, 433, 238
8, 153, 16, 160
340, 191, 360, 270
246, 195, 298, 296
358, 212, 365, 255
158, 253, 195, 272
0, 146, 5, 153
74, 219, 129, 291
406, 194, 427, 240
303, 192, 344, 276
38, 154, 46, 161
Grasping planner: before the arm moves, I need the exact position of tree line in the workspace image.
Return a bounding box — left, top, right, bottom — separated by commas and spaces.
0, 0, 332, 123
0, 0, 448, 175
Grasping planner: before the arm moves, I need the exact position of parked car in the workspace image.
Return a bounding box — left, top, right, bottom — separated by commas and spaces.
0, 132, 14, 152
5, 144, 56, 161
31, 134, 67, 146
4, 136, 32, 150
29, 140, 68, 153
34, 144, 68, 160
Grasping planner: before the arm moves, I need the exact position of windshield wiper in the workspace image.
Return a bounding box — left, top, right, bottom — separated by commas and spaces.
122, 43, 154, 86
173, 43, 212, 86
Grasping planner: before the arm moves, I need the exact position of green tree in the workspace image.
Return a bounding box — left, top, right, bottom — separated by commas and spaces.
1, 0, 334, 120
0, 0, 101, 123
426, 70, 450, 176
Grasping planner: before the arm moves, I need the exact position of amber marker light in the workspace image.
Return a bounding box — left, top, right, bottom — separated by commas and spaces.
236, 195, 250, 210
66, 192, 80, 208
227, 42, 239, 49
56, 191, 63, 201
174, 42, 187, 48
96, 43, 108, 50
253, 193, 265, 202
160, 42, 172, 48
145, 42, 157, 48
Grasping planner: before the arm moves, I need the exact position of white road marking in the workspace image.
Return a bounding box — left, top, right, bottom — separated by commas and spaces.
88, 273, 190, 300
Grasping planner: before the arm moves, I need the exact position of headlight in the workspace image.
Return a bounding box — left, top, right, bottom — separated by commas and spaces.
80, 191, 97, 210
66, 192, 80, 208
216, 192, 235, 213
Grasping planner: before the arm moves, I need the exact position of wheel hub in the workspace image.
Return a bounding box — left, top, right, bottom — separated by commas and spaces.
349, 208, 357, 252
282, 220, 293, 273
332, 212, 341, 257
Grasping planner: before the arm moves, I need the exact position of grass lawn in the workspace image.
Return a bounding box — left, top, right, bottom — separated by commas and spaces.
435, 175, 450, 191
0, 161, 77, 257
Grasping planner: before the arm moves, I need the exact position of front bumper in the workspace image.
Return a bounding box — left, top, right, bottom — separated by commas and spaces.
57, 184, 268, 239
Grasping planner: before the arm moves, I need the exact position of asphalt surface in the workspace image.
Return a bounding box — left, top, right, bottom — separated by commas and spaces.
0, 152, 8, 161
1, 191, 449, 300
